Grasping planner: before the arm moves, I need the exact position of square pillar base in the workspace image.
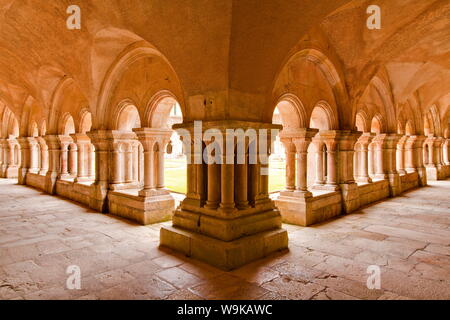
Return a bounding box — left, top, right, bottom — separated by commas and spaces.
108, 191, 175, 225
160, 226, 288, 271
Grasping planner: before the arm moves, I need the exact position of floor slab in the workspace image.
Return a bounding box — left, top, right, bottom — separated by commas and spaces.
0, 178, 449, 300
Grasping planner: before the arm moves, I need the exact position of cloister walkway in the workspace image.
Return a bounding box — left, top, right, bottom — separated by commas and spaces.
0, 179, 449, 300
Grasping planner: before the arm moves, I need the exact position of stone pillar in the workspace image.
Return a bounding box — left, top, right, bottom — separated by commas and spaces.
405, 135, 427, 186
44, 135, 63, 194
355, 133, 375, 183
59, 137, 72, 180
68, 143, 78, 178
37, 137, 49, 175
312, 139, 325, 187
162, 121, 288, 271
280, 138, 296, 191
205, 157, 221, 209
374, 134, 402, 196
293, 133, 315, 194
88, 144, 95, 180
132, 141, 140, 184
275, 128, 318, 226
17, 137, 37, 185
337, 131, 362, 213
424, 137, 440, 181
124, 142, 134, 183
316, 130, 341, 191
435, 137, 445, 179
396, 136, 408, 175
156, 138, 170, 189
4, 137, 19, 178
235, 150, 249, 209
71, 134, 91, 182
86, 131, 112, 212
443, 139, 450, 165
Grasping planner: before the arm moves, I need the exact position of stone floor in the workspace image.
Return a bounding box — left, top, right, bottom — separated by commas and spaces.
0, 179, 449, 300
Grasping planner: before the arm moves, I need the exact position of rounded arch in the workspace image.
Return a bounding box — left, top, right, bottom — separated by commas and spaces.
371, 114, 385, 134
425, 104, 441, 137
29, 121, 39, 137
405, 120, 415, 136
271, 48, 348, 128
115, 101, 141, 132
59, 113, 76, 136
274, 93, 308, 129
79, 109, 93, 134
40, 120, 47, 137
145, 90, 182, 129
354, 105, 371, 132
96, 41, 185, 130
309, 101, 337, 131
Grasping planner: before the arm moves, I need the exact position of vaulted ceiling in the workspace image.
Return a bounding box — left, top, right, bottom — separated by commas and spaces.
0, 0, 448, 132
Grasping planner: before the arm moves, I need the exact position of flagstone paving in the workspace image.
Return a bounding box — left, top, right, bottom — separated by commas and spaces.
0, 178, 449, 300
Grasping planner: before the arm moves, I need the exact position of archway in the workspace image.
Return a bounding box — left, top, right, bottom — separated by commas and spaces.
308, 105, 332, 188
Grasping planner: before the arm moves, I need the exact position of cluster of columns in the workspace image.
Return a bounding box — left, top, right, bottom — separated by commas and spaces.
160, 121, 288, 270
0, 136, 21, 178
85, 129, 173, 212
13, 134, 95, 189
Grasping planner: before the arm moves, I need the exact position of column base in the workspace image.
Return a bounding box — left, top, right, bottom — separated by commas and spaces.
313, 184, 340, 191
160, 226, 288, 271
108, 191, 175, 225
339, 183, 360, 213
356, 176, 372, 184
18, 168, 28, 185
275, 191, 342, 226
416, 167, 427, 186
74, 176, 94, 183
5, 166, 18, 179
387, 173, 401, 197
426, 166, 439, 181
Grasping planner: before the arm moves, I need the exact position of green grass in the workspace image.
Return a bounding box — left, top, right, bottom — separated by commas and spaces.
165, 167, 187, 193
269, 167, 286, 193
163, 158, 286, 194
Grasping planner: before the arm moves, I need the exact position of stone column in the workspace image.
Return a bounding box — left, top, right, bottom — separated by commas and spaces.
205, 155, 220, 209
373, 134, 402, 195
17, 137, 36, 185
44, 135, 63, 194
293, 132, 316, 195
88, 144, 95, 180
396, 136, 408, 175
132, 141, 140, 183
280, 138, 296, 192
317, 130, 341, 191
424, 137, 440, 181
337, 131, 361, 213
235, 150, 249, 209
86, 131, 112, 212
156, 137, 171, 189
162, 121, 287, 271
312, 138, 325, 187
124, 142, 134, 183
405, 135, 427, 186
59, 137, 72, 180
276, 128, 318, 226
37, 137, 49, 175
68, 143, 78, 178
355, 133, 374, 183
435, 137, 445, 179
444, 139, 450, 165
134, 128, 173, 197
71, 134, 91, 182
